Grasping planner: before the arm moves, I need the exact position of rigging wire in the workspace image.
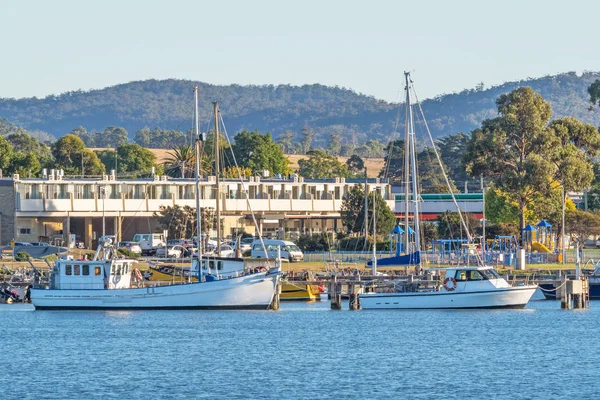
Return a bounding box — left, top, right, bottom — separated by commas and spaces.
218, 112, 270, 261
410, 83, 484, 266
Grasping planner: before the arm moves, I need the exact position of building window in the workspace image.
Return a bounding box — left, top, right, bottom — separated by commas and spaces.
19, 228, 31, 235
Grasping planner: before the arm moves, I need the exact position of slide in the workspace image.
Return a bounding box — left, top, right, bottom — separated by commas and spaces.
531, 241, 552, 253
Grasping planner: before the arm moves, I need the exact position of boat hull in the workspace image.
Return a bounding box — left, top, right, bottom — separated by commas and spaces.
280, 282, 321, 301
359, 286, 538, 309
31, 272, 279, 310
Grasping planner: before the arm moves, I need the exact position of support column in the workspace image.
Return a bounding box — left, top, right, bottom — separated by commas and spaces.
84, 217, 92, 249
114, 216, 122, 243
258, 218, 263, 238
63, 216, 71, 248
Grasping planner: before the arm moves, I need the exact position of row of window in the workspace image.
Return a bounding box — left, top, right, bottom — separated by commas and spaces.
65, 265, 102, 276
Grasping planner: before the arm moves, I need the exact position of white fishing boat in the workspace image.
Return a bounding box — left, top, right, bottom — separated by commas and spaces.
360, 266, 536, 309
30, 236, 279, 310
31, 87, 281, 310
359, 72, 537, 309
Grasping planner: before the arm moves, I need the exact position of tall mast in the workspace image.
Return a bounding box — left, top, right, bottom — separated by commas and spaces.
213, 101, 221, 256
407, 73, 421, 257
403, 73, 411, 254
194, 86, 203, 267
364, 168, 368, 249
372, 187, 377, 274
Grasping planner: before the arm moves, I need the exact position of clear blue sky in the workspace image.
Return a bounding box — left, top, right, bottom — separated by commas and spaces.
0, 0, 598, 102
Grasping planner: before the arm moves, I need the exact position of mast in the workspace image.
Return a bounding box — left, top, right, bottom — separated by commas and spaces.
403, 73, 411, 254
213, 101, 221, 256
407, 73, 420, 258
372, 187, 377, 274
364, 168, 368, 249
194, 86, 203, 273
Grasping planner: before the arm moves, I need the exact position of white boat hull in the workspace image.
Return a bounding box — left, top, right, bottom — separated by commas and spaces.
31, 272, 279, 310
359, 285, 538, 309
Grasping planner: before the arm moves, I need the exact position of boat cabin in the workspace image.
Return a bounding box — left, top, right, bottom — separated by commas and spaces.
191, 257, 275, 279
50, 259, 135, 290
440, 266, 510, 292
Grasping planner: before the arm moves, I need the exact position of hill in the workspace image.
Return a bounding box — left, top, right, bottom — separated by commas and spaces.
1, 72, 599, 146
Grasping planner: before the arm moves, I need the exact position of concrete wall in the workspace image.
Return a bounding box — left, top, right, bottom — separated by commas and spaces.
0, 180, 15, 245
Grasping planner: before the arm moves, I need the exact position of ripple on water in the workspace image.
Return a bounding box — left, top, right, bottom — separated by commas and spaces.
1, 301, 599, 399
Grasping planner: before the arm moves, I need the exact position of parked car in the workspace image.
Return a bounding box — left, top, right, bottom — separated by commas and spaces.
251, 239, 304, 262
204, 244, 235, 258
235, 237, 254, 252
132, 233, 166, 255
118, 241, 142, 255
156, 245, 183, 258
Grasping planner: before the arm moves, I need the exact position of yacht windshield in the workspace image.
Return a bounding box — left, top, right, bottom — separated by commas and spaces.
480, 269, 501, 279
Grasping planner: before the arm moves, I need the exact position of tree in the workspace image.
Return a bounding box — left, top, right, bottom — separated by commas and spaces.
154, 205, 197, 239
134, 127, 188, 148
163, 145, 196, 178
296, 233, 332, 252
380, 140, 404, 184
69, 126, 94, 147
97, 144, 157, 177
94, 126, 129, 148
485, 187, 520, 226
346, 154, 365, 174
588, 79, 600, 108
301, 127, 315, 154
435, 211, 480, 239
298, 149, 351, 179
421, 221, 438, 246
327, 131, 341, 156
134, 128, 151, 147
565, 209, 600, 251
0, 135, 13, 171
417, 147, 456, 193
546, 117, 600, 195
51, 134, 105, 175
116, 144, 157, 176
463, 87, 555, 230
232, 130, 290, 175
380, 140, 454, 192
436, 132, 470, 184
11, 152, 41, 177
277, 131, 294, 153
340, 184, 396, 236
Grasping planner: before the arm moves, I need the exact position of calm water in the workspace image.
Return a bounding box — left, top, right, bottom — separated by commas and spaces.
1, 297, 599, 399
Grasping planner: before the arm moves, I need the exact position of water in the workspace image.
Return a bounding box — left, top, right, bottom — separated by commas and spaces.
1, 299, 599, 399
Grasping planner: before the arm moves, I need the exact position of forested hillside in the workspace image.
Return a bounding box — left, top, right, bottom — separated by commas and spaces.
1, 71, 599, 147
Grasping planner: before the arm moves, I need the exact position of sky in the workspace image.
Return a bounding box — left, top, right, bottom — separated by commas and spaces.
0, 0, 598, 102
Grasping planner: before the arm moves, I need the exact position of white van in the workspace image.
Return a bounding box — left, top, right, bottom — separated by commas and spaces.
251, 239, 304, 262
132, 233, 166, 255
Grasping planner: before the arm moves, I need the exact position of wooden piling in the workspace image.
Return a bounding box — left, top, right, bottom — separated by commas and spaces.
269, 282, 281, 310
330, 279, 342, 310
349, 284, 360, 310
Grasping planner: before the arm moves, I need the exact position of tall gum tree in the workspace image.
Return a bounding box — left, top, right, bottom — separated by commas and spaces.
463, 87, 554, 230
464, 87, 600, 231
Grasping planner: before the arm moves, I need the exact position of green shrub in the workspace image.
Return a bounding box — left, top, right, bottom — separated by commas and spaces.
15, 251, 31, 261
296, 233, 333, 252
117, 248, 139, 258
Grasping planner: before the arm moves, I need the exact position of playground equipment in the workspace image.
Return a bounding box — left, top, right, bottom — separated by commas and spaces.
431, 239, 469, 264
489, 235, 519, 266
521, 220, 558, 263
389, 225, 415, 256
